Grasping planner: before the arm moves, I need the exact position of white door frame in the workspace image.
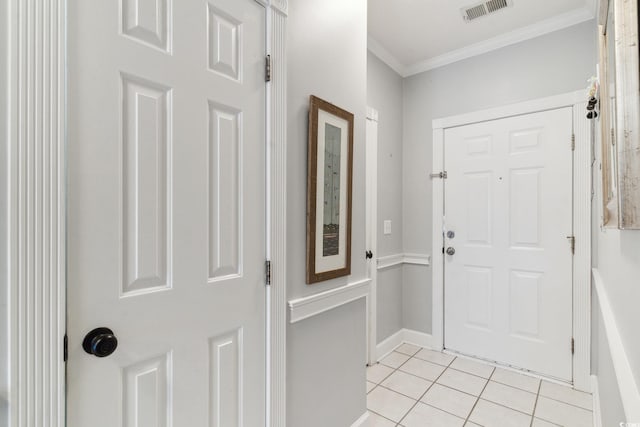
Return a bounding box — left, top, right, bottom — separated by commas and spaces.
4, 0, 288, 426
365, 107, 379, 366
431, 90, 592, 392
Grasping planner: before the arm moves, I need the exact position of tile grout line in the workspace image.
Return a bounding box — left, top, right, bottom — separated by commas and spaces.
529, 379, 542, 427
396, 353, 459, 426
370, 346, 591, 426
463, 365, 496, 426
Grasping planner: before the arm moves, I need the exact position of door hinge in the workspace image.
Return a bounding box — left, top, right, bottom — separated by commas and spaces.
571, 338, 575, 355
567, 235, 575, 254
64, 334, 68, 362
265, 55, 271, 82
430, 171, 448, 179
265, 260, 271, 286
571, 134, 576, 151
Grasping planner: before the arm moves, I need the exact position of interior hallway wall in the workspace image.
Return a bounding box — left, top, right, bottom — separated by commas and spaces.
367, 51, 404, 343
286, 0, 368, 425
591, 111, 640, 422
402, 20, 598, 335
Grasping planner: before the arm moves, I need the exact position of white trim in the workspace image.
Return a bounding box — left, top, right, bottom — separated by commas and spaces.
8, 0, 67, 426
366, 106, 379, 122
403, 329, 434, 349
433, 90, 586, 129
431, 128, 446, 352
365, 114, 378, 366
367, 37, 406, 77
350, 412, 370, 427
375, 329, 405, 361
368, 5, 595, 77
376, 254, 404, 270
288, 279, 372, 324
403, 253, 431, 266
265, 2, 287, 426
573, 101, 592, 392
432, 91, 592, 388
377, 253, 431, 270
375, 329, 435, 361
592, 268, 640, 421
591, 375, 603, 427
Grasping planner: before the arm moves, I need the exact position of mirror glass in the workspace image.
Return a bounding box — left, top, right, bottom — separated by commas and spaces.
323, 123, 341, 256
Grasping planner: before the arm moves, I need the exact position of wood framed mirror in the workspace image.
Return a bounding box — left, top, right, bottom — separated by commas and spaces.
306, 95, 354, 283
598, 0, 640, 229
598, 0, 619, 227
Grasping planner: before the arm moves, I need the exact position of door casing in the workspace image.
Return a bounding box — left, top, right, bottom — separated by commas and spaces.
4, 0, 288, 426
365, 107, 379, 366
431, 90, 592, 391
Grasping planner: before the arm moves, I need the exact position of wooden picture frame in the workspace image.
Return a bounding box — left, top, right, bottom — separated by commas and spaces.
598, 0, 640, 229
612, 0, 640, 229
306, 96, 354, 284
598, 0, 619, 227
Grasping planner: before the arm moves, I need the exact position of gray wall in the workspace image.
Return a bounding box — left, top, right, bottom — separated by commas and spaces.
287, 300, 366, 427
375, 267, 403, 342
367, 51, 405, 343
367, 51, 404, 257
591, 291, 626, 425
593, 230, 640, 390
286, 0, 367, 425
402, 20, 597, 335
591, 103, 640, 423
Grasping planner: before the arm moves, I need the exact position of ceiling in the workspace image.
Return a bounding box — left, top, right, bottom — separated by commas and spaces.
368, 0, 596, 77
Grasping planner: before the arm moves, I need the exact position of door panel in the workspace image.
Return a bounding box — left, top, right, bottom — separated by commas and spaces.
444, 108, 573, 381
67, 0, 266, 425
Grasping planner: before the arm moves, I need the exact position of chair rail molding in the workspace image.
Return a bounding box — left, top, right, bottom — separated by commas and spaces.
288, 279, 371, 324
377, 253, 431, 270
7, 0, 67, 426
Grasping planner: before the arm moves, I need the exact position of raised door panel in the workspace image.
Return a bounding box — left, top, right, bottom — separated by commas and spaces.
208, 102, 242, 281
123, 354, 173, 427
121, 0, 172, 52
122, 74, 172, 296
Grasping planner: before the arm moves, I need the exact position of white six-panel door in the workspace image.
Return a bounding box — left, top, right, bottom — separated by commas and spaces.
444, 108, 573, 381
67, 0, 267, 425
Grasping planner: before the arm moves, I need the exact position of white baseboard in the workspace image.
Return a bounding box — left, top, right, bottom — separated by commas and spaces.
375, 329, 405, 361
375, 329, 435, 361
591, 375, 603, 427
403, 329, 435, 349
593, 268, 640, 422
350, 411, 370, 427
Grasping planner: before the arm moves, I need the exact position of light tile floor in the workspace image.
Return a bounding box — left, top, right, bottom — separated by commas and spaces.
366, 344, 594, 427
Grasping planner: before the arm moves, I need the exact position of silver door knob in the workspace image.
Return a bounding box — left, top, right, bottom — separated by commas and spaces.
446, 247, 455, 256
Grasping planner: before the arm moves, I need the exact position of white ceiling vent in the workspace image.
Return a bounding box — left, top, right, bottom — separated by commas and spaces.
462, 0, 513, 22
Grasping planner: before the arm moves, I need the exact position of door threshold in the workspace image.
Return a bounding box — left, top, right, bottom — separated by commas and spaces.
443, 348, 574, 388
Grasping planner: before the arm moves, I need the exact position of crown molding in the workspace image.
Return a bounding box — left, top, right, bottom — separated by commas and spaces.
367, 36, 407, 77
405, 7, 595, 76
369, 4, 596, 78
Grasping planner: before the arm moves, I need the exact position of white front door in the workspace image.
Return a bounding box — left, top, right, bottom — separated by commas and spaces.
443, 108, 573, 381
67, 0, 267, 425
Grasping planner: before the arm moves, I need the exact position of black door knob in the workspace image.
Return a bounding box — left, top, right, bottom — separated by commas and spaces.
365, 250, 373, 259
82, 327, 118, 358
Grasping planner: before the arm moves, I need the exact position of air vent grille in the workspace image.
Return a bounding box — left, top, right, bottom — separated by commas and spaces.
486, 0, 508, 13
465, 4, 487, 21
462, 0, 513, 22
